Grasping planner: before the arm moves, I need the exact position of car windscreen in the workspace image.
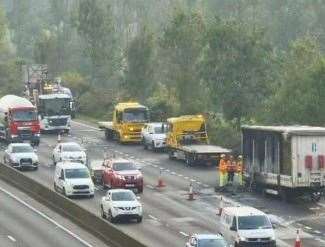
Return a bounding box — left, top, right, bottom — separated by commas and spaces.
198, 239, 228, 247
154, 125, 167, 134
111, 191, 135, 201
238, 215, 272, 230
65, 168, 89, 179
122, 109, 148, 123
12, 110, 37, 122
113, 162, 136, 171
12, 146, 34, 153
62, 144, 81, 152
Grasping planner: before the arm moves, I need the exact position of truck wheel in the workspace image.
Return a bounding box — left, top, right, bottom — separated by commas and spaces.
105, 130, 113, 140
143, 139, 148, 150
311, 191, 321, 202
151, 141, 157, 152
168, 150, 175, 160
185, 154, 193, 167
101, 206, 106, 219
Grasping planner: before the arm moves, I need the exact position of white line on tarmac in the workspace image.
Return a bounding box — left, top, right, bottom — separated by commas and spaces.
179, 231, 189, 237
7, 235, 16, 242
148, 214, 158, 221
0, 186, 94, 247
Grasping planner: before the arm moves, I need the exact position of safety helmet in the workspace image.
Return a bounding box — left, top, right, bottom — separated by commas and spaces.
220, 154, 226, 158
238, 155, 243, 159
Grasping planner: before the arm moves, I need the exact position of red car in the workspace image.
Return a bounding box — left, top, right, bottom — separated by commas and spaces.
102, 158, 143, 193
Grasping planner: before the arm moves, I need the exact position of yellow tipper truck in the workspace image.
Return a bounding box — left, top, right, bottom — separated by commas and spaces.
166, 115, 231, 166
98, 102, 149, 143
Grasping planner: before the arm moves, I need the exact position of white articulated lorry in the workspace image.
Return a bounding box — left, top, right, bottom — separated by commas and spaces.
242, 125, 325, 201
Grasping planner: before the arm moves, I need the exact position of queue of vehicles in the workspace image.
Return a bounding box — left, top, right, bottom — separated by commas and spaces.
5, 98, 325, 246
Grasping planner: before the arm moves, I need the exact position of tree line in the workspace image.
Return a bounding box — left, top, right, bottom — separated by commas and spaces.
1, 0, 325, 151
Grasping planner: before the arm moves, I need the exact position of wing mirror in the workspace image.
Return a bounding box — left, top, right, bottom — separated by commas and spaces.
230, 226, 237, 232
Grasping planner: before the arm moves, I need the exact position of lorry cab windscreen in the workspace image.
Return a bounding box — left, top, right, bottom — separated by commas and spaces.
154, 126, 168, 134
12, 110, 37, 121
122, 109, 148, 122
238, 215, 272, 230
41, 98, 71, 116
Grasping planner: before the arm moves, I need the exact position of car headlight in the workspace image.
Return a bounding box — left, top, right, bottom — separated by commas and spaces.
10, 157, 18, 163
239, 236, 247, 242
116, 175, 125, 180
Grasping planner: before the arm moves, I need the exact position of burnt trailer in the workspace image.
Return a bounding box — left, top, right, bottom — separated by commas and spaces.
242, 125, 325, 201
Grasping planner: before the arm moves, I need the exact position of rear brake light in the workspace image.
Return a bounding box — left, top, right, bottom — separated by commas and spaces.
305, 155, 313, 170
318, 155, 325, 169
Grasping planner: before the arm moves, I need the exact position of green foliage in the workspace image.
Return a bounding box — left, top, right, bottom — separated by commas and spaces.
202, 19, 274, 124
76, 0, 120, 85
146, 83, 180, 121
264, 37, 325, 125
60, 71, 89, 100
123, 26, 155, 101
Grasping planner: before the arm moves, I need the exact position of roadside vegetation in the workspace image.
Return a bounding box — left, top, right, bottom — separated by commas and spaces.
1, 0, 325, 149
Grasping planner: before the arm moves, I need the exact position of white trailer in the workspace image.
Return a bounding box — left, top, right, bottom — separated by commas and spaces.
242, 125, 325, 201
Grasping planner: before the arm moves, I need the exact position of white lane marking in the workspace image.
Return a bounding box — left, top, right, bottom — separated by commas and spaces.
196, 181, 202, 185
165, 169, 170, 172
71, 120, 101, 131
190, 179, 196, 182
179, 231, 189, 237
171, 172, 176, 175
0, 186, 94, 247
184, 177, 189, 180
152, 165, 158, 168
178, 174, 183, 177
146, 184, 155, 189
7, 235, 16, 242
304, 226, 312, 230
314, 230, 322, 234
148, 214, 158, 221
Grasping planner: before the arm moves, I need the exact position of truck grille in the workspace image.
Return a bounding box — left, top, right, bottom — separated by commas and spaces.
73, 185, 89, 190
49, 118, 68, 126
18, 129, 32, 139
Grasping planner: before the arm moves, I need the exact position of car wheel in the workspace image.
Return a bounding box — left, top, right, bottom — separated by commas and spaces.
108, 209, 115, 223
3, 157, 6, 164
54, 182, 58, 192
136, 216, 142, 223
89, 194, 94, 198
34, 166, 38, 171
101, 206, 106, 219
62, 187, 67, 197
151, 142, 156, 152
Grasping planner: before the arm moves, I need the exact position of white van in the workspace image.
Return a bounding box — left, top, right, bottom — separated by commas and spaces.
54, 162, 95, 198
219, 206, 276, 247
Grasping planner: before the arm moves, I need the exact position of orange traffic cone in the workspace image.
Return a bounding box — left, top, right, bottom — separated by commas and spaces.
157, 169, 166, 188
188, 182, 195, 201
294, 229, 302, 247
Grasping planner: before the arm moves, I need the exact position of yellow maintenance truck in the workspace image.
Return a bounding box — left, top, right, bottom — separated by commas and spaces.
98, 102, 149, 143
167, 115, 231, 166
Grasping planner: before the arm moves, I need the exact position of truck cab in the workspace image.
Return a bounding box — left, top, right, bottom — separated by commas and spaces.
166, 115, 230, 166
38, 93, 71, 133
99, 102, 149, 143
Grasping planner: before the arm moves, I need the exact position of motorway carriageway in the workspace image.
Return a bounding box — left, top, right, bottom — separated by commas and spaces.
0, 179, 108, 247
1, 120, 325, 247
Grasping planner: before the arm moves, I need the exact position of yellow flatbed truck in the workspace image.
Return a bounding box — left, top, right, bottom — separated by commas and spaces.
167, 115, 231, 166
98, 102, 149, 143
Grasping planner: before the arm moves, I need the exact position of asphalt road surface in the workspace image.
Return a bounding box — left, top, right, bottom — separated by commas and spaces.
1, 119, 325, 247
0, 179, 108, 247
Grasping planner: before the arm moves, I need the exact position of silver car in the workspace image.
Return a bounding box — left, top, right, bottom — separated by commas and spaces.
4, 143, 39, 170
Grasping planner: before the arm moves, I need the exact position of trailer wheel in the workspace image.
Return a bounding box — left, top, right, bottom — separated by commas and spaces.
185, 154, 193, 167
168, 150, 175, 160
311, 191, 321, 202
105, 129, 113, 140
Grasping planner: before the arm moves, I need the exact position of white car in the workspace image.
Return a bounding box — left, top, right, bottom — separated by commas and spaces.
100, 189, 143, 223
52, 142, 87, 165
141, 122, 168, 150
54, 162, 94, 198
3, 143, 39, 170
